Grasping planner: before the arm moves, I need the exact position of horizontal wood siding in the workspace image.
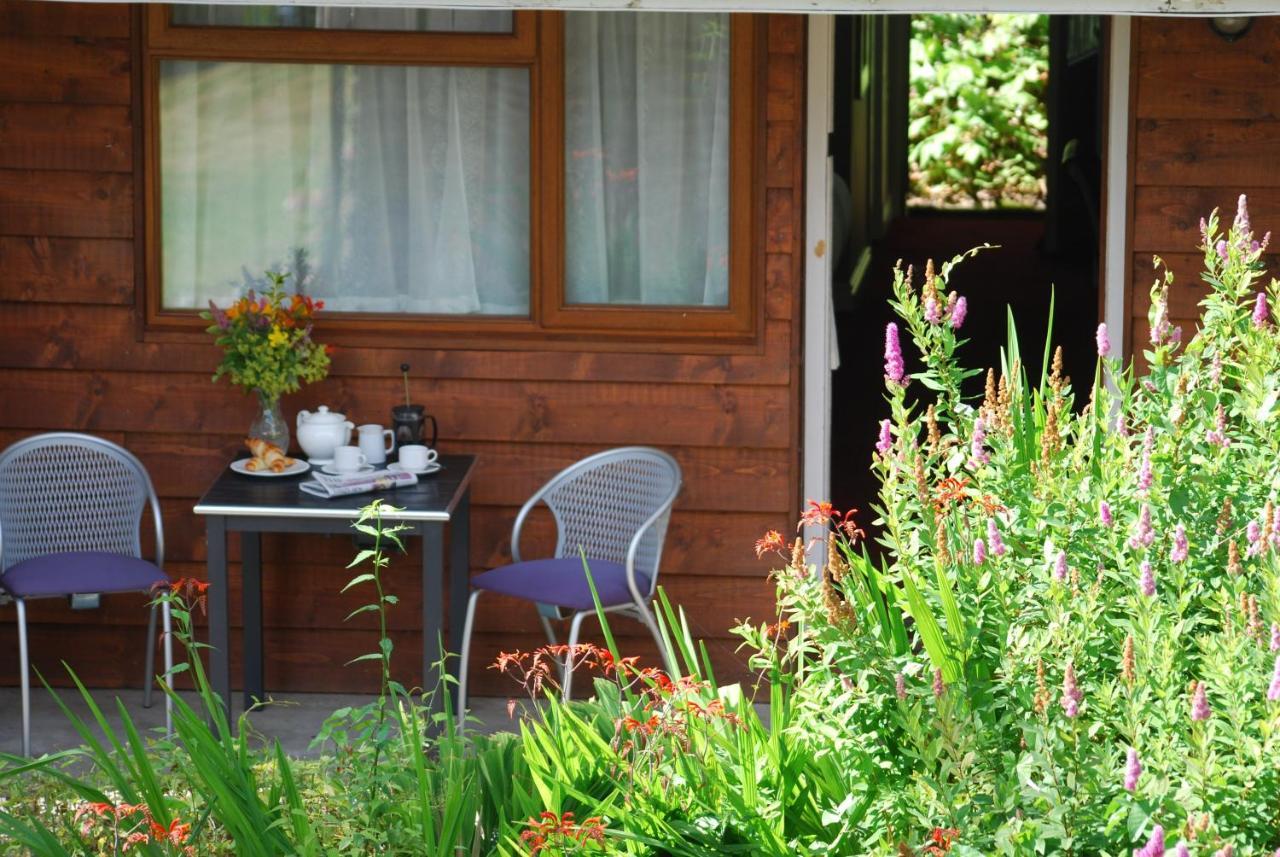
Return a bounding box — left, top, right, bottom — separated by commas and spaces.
0, 2, 804, 696
1128, 17, 1280, 356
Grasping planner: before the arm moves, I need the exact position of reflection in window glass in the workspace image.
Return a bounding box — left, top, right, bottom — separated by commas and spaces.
159, 60, 530, 314
170, 5, 512, 33
563, 12, 730, 307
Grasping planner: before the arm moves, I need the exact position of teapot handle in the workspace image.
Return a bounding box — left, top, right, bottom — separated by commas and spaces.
424, 415, 438, 449
343, 420, 354, 444
296, 409, 311, 428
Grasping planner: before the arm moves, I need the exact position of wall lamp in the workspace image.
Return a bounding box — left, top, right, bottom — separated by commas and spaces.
1208, 16, 1254, 42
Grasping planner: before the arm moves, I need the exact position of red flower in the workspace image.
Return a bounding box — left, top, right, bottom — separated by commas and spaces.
754, 529, 785, 559
799, 499, 837, 529
922, 827, 960, 855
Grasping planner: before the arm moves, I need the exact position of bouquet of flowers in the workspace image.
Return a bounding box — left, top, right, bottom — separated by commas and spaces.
200, 271, 331, 403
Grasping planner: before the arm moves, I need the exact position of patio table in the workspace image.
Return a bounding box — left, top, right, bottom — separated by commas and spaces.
193, 454, 476, 715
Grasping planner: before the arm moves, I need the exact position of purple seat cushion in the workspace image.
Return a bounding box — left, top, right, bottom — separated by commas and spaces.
0, 551, 167, 599
471, 557, 647, 612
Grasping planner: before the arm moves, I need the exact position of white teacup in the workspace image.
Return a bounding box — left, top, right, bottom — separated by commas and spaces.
357, 424, 395, 466
397, 445, 439, 472
332, 445, 368, 473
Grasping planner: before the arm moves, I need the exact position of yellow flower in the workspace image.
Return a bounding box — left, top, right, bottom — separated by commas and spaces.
268, 326, 289, 347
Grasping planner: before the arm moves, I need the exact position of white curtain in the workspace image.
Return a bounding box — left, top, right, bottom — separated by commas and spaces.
170, 5, 512, 33
160, 10, 529, 314
563, 12, 731, 307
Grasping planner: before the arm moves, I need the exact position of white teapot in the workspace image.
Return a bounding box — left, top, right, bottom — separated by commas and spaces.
296, 406, 353, 464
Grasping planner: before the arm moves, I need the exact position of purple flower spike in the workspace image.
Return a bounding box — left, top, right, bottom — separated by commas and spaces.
895, 671, 907, 701
1130, 504, 1155, 550
1237, 193, 1252, 235
1140, 562, 1156, 598
973, 538, 987, 566
884, 323, 905, 386
1124, 747, 1142, 793
987, 518, 1006, 557
1174, 844, 1190, 857
1170, 524, 1188, 564
1135, 825, 1166, 857
1271, 622, 1280, 652
932, 667, 945, 699
1254, 292, 1270, 329
1053, 551, 1068, 582
1214, 846, 1234, 857
1268, 655, 1280, 702
1100, 500, 1114, 528
1217, 240, 1231, 262
1191, 682, 1210, 722
876, 419, 893, 456
1096, 322, 1112, 358
1061, 663, 1083, 718
950, 295, 968, 330
924, 296, 943, 325
968, 417, 990, 470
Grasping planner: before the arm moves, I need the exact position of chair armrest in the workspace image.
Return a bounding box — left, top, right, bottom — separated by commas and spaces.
624, 502, 676, 605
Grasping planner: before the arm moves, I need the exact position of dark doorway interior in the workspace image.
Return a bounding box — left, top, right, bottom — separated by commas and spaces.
828, 14, 1105, 520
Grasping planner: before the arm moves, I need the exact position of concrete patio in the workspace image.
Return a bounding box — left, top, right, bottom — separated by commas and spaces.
0, 689, 527, 758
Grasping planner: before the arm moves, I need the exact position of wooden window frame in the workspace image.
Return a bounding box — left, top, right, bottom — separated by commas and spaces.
140, 7, 764, 350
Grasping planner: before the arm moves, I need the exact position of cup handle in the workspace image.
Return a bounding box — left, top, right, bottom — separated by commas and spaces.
357, 453, 368, 467
424, 448, 439, 464
382, 429, 395, 454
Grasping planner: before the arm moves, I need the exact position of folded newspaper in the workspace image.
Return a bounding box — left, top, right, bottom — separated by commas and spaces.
299, 468, 418, 499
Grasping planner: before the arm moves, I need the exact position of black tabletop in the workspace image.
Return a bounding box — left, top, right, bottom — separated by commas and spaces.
193, 454, 477, 522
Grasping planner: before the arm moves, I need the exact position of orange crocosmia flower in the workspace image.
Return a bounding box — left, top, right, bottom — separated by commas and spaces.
798, 499, 837, 529
933, 477, 970, 510
754, 530, 785, 559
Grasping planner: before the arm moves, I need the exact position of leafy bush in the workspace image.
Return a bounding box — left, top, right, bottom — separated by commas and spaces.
908, 14, 1048, 209
762, 197, 1280, 854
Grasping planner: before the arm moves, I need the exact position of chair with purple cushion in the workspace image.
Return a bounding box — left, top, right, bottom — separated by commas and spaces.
0, 433, 173, 755
456, 447, 682, 722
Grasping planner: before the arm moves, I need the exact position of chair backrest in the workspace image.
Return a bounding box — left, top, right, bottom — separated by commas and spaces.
525, 447, 681, 598
0, 433, 162, 571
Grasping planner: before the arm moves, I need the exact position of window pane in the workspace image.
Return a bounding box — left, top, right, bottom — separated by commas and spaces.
159, 60, 530, 315
563, 12, 730, 308
170, 5, 512, 33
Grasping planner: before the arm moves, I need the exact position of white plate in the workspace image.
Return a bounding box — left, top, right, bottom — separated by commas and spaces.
230, 458, 310, 478
388, 461, 442, 476
321, 463, 376, 476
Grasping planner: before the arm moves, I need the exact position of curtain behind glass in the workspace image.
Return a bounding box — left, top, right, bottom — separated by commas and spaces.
564, 12, 731, 307
160, 58, 529, 314
170, 5, 512, 32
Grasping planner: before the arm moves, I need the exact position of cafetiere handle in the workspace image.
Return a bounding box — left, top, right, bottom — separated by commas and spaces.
424, 415, 438, 449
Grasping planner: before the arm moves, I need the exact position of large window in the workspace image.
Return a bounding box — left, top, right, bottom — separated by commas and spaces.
143, 6, 760, 341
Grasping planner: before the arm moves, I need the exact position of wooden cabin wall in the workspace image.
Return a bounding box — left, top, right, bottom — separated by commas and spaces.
0, 1, 806, 696
1128, 17, 1280, 357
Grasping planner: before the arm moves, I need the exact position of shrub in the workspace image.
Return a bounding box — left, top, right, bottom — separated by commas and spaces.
908, 14, 1048, 209
762, 197, 1280, 854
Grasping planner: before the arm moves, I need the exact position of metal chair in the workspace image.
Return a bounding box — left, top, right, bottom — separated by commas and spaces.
0, 433, 172, 756
457, 447, 682, 723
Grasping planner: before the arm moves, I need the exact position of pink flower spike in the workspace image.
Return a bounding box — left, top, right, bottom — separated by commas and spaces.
1170, 524, 1188, 563
968, 418, 990, 470
1140, 562, 1156, 598
949, 295, 968, 330
1096, 323, 1112, 358
1270, 623, 1279, 652
1174, 844, 1190, 857
1061, 662, 1083, 717
1217, 239, 1230, 262
1254, 292, 1270, 329
1268, 655, 1280, 702
932, 667, 945, 699
1099, 500, 1113, 528
895, 671, 907, 701
1237, 193, 1252, 234
973, 538, 987, 566
1191, 682, 1210, 722
987, 518, 1007, 557
1136, 825, 1165, 857
1214, 846, 1234, 857
1124, 747, 1142, 793
884, 323, 905, 386
924, 296, 942, 325
1130, 504, 1155, 550
1053, 551, 1068, 583
876, 419, 893, 456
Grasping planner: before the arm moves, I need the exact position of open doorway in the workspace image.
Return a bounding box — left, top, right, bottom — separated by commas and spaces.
827, 13, 1106, 517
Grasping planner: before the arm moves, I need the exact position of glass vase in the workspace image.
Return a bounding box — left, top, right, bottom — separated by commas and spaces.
249, 389, 290, 451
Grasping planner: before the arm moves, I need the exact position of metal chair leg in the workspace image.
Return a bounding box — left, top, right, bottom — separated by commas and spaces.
456, 589, 482, 727
562, 611, 588, 702
162, 598, 173, 736
142, 602, 158, 709
16, 599, 30, 757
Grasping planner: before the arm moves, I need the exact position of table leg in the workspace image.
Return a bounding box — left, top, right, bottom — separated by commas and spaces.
448, 489, 471, 680
422, 522, 444, 716
206, 515, 231, 720
241, 531, 264, 709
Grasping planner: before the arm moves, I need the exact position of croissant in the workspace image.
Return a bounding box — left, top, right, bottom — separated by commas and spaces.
244, 438, 294, 472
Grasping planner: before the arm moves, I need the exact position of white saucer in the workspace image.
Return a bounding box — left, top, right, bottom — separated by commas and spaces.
388, 461, 442, 476
321, 463, 376, 476
230, 458, 310, 478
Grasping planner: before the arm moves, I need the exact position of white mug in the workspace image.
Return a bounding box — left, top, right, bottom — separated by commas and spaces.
397, 445, 439, 472
357, 424, 395, 465
332, 445, 367, 473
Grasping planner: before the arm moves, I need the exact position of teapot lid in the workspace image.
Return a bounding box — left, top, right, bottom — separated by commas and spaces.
302, 405, 346, 424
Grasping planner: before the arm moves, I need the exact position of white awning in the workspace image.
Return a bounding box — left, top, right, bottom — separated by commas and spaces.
136, 0, 1280, 16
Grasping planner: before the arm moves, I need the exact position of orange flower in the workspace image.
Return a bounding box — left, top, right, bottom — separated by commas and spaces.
754, 529, 785, 559
799, 499, 837, 529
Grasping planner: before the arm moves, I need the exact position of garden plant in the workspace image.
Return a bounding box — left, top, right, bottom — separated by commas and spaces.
3, 200, 1280, 854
